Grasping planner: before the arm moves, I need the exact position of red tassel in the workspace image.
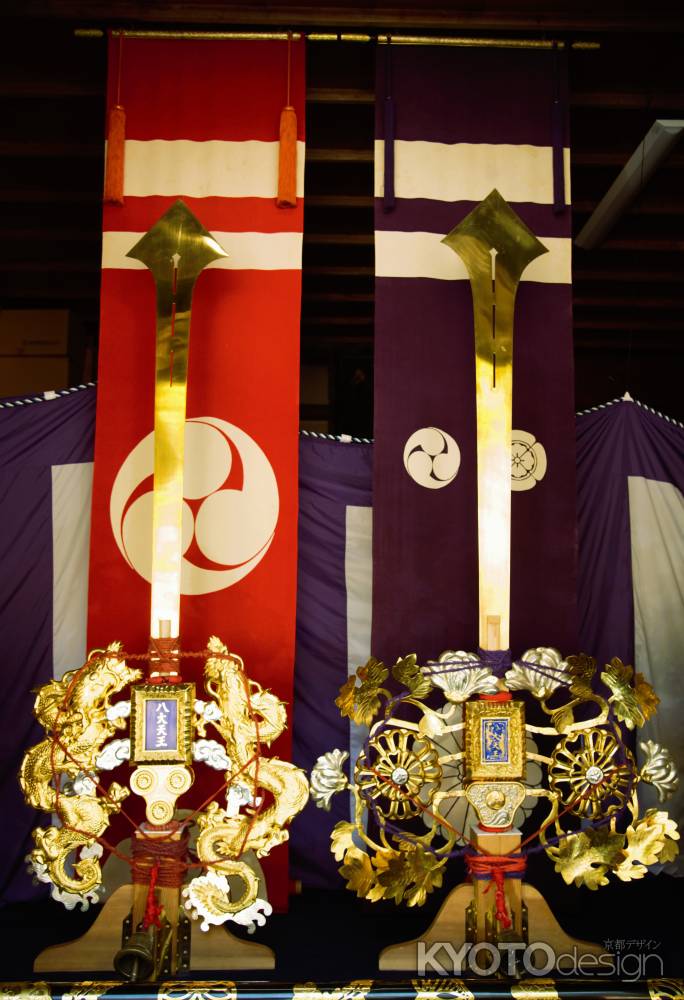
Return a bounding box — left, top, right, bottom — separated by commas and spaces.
277, 105, 297, 208
104, 103, 126, 205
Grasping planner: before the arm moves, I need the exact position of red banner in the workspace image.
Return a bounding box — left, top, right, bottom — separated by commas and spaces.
88, 37, 305, 908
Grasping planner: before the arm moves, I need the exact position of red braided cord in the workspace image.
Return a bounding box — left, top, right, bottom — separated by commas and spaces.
236, 669, 264, 858
142, 861, 162, 929
465, 853, 526, 929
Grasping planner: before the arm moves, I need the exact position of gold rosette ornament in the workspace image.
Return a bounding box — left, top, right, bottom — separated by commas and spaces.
313, 646, 679, 904
310, 194, 680, 940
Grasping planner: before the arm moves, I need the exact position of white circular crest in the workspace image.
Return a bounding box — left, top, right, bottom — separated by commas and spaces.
110, 417, 279, 595
403, 427, 460, 489
511, 429, 547, 492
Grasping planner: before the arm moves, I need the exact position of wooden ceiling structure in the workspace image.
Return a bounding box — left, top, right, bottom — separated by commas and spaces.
1, 2, 683, 434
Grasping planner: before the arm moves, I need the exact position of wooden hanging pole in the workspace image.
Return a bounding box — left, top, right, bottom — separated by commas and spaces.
76, 28, 599, 49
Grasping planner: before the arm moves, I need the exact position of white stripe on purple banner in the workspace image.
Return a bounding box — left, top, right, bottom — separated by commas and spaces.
376, 230, 571, 284
374, 140, 570, 205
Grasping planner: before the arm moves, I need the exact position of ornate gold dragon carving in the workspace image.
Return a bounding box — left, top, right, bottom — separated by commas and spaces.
21, 634, 309, 930
20, 642, 141, 896
187, 637, 309, 922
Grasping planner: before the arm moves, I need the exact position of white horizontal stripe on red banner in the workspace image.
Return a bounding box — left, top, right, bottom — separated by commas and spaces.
374, 140, 571, 205
375, 230, 571, 284
115, 139, 306, 199
102, 230, 304, 271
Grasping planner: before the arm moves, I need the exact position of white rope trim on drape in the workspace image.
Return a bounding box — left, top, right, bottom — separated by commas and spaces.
3, 383, 682, 437
0, 382, 96, 409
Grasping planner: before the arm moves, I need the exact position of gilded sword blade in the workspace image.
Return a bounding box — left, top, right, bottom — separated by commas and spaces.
442, 189, 547, 650
126, 200, 228, 639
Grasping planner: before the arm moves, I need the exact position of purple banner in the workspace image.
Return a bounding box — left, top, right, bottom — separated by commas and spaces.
373, 45, 576, 665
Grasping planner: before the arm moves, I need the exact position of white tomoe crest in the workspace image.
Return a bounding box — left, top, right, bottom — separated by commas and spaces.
403, 427, 461, 489
110, 417, 279, 596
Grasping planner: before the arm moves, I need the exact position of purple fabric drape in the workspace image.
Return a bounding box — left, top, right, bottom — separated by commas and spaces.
3, 392, 683, 894
291, 435, 373, 887
577, 399, 684, 667
0, 387, 96, 903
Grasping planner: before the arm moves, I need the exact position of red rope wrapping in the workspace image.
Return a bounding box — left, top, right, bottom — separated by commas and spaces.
147, 636, 181, 683
131, 831, 189, 889
465, 853, 527, 929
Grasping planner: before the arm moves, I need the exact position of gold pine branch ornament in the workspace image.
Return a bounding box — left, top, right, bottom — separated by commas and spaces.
20, 200, 309, 980
312, 191, 679, 970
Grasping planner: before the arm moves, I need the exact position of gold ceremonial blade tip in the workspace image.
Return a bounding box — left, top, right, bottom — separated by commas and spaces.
442, 188, 548, 278
126, 198, 228, 276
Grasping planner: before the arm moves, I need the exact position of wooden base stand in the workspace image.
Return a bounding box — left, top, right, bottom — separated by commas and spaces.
34, 884, 275, 976
379, 881, 603, 971
190, 924, 274, 971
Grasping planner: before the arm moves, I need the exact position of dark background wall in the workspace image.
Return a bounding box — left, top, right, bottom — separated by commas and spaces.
0, 2, 683, 435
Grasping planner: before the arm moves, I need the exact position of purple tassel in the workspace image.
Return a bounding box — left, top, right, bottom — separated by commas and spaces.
383, 42, 395, 212
551, 43, 567, 215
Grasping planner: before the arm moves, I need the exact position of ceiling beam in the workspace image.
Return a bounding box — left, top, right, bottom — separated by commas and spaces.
302, 315, 372, 326
0, 79, 103, 98
10, 3, 684, 33
0, 188, 101, 204
573, 149, 684, 168
574, 268, 684, 283
574, 317, 684, 331
307, 87, 374, 104
0, 140, 100, 158
570, 90, 684, 110
302, 333, 372, 347
573, 198, 684, 215
304, 292, 374, 302
304, 233, 374, 245
306, 265, 374, 276
306, 148, 373, 162
573, 295, 684, 308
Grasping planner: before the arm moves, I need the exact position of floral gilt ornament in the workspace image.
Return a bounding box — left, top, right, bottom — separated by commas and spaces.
313, 648, 678, 901
20, 202, 308, 975
312, 193, 679, 940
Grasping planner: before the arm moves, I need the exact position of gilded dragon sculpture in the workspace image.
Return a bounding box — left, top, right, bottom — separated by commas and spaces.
21, 635, 308, 933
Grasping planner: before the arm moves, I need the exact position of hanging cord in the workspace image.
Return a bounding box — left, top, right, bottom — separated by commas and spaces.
286, 30, 292, 106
